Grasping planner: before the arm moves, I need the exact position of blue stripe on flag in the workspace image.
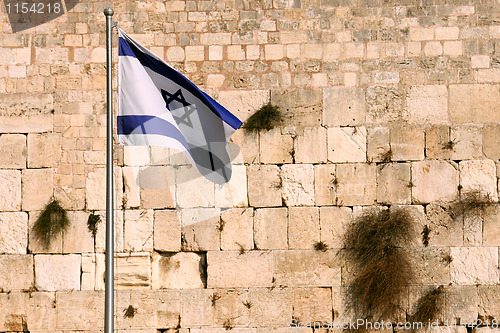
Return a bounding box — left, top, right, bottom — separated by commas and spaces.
119, 36, 242, 131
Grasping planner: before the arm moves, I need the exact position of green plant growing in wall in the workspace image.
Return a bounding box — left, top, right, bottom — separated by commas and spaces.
87, 212, 101, 238
344, 207, 415, 321
244, 102, 282, 133
32, 200, 70, 249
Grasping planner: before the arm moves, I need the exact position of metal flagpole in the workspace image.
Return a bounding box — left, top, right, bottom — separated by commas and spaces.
104, 7, 115, 333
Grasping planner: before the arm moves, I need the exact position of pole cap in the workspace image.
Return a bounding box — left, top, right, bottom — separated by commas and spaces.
104, 8, 114, 16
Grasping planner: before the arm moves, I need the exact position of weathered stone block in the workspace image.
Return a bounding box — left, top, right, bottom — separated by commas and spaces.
0, 255, 33, 291
181, 289, 214, 327
425, 126, 452, 160
483, 206, 500, 246
207, 251, 273, 288
0, 170, 21, 211
319, 206, 352, 249
221, 208, 254, 251
0, 293, 28, 332
124, 210, 154, 252
27, 133, 61, 168
412, 160, 459, 204
214, 164, 248, 207
81, 253, 96, 291
176, 165, 215, 208
281, 164, 315, 206
246, 165, 280, 208
426, 203, 463, 247
450, 247, 499, 284
390, 124, 424, 161
376, 163, 411, 204
314, 164, 337, 206
0, 134, 26, 169
336, 163, 377, 206
254, 207, 287, 250
62, 211, 94, 254
293, 288, 333, 324
322, 87, 365, 126
271, 89, 322, 127
130, 290, 181, 329
273, 250, 341, 287
327, 127, 366, 163
95, 210, 124, 253
444, 286, 478, 324
404, 85, 448, 124
115, 253, 151, 289
250, 288, 293, 327
152, 252, 205, 289
478, 285, 500, 321
154, 210, 181, 252
0, 212, 28, 254
483, 124, 500, 159
294, 127, 327, 163
217, 90, 269, 123
407, 248, 451, 284
230, 130, 260, 164
459, 160, 498, 201
34, 254, 81, 291
366, 127, 390, 162
123, 166, 141, 208
21, 168, 53, 211
259, 129, 293, 164
86, 167, 123, 211
56, 291, 104, 329
26, 292, 57, 331
450, 85, 500, 123
366, 86, 403, 124
288, 207, 320, 250
180, 208, 220, 251
139, 165, 175, 209
212, 289, 251, 327
449, 125, 482, 160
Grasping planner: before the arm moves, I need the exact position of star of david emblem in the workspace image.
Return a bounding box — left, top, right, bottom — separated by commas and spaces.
161, 88, 196, 128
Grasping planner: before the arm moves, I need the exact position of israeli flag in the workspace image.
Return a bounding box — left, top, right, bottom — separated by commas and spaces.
117, 28, 242, 184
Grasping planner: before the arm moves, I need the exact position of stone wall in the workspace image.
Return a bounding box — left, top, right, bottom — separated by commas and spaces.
0, 0, 500, 332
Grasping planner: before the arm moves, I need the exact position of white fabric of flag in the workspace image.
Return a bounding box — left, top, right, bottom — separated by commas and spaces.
117, 28, 242, 184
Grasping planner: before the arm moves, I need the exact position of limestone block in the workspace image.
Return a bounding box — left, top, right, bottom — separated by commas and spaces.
425, 126, 452, 160
320, 207, 352, 249
249, 288, 293, 327
129, 290, 181, 329
21, 168, 53, 211
273, 250, 341, 287
288, 207, 320, 250
281, 164, 315, 206
139, 165, 175, 209
367, 127, 390, 162
327, 127, 366, 163
412, 160, 459, 204
336, 164, 377, 206
374, 71, 400, 84
26, 292, 57, 331
322, 87, 365, 126
217, 90, 269, 123
259, 129, 293, 164
214, 164, 248, 207
53, 186, 85, 211
449, 126, 482, 160
0, 170, 21, 211
81, 253, 96, 291
408, 286, 444, 324
407, 248, 451, 284
95, 210, 124, 253
247, 165, 282, 207
152, 252, 205, 289
483, 125, 500, 159
254, 207, 287, 250
314, 164, 337, 206
230, 130, 259, 164
478, 285, 500, 321
176, 165, 215, 208
444, 286, 478, 324
27, 133, 61, 168
426, 203, 463, 247
212, 289, 251, 327
123, 166, 141, 208
293, 288, 333, 324
115, 253, 151, 289
221, 208, 254, 251
390, 124, 424, 161
294, 127, 327, 163
483, 206, 500, 246
0, 255, 33, 291
450, 247, 499, 284
0, 114, 53, 133
180, 208, 220, 251
124, 210, 154, 252
404, 85, 448, 124
366, 86, 403, 124
181, 289, 214, 327
86, 167, 123, 211
28, 210, 63, 254
124, 146, 150, 166
207, 251, 273, 288
459, 160, 498, 201
0, 293, 28, 332
153, 210, 181, 252
271, 89, 322, 127
0, 212, 28, 254
61, 211, 94, 254
34, 254, 81, 291
56, 291, 104, 330
464, 214, 482, 246
376, 163, 411, 205
449, 85, 500, 123
0, 134, 26, 169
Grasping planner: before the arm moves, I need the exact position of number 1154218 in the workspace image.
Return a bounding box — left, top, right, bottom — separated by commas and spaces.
5, 2, 62, 14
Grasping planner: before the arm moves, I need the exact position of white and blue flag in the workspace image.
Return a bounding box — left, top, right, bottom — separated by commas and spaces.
117, 28, 242, 184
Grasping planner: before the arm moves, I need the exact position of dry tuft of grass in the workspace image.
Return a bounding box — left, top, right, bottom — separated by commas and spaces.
380, 149, 393, 163
210, 292, 222, 306
313, 241, 328, 252
32, 200, 70, 249
449, 190, 495, 220
344, 207, 415, 320
223, 318, 234, 330
244, 102, 282, 133
421, 225, 431, 247
124, 305, 137, 318
87, 212, 101, 238
410, 286, 445, 325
